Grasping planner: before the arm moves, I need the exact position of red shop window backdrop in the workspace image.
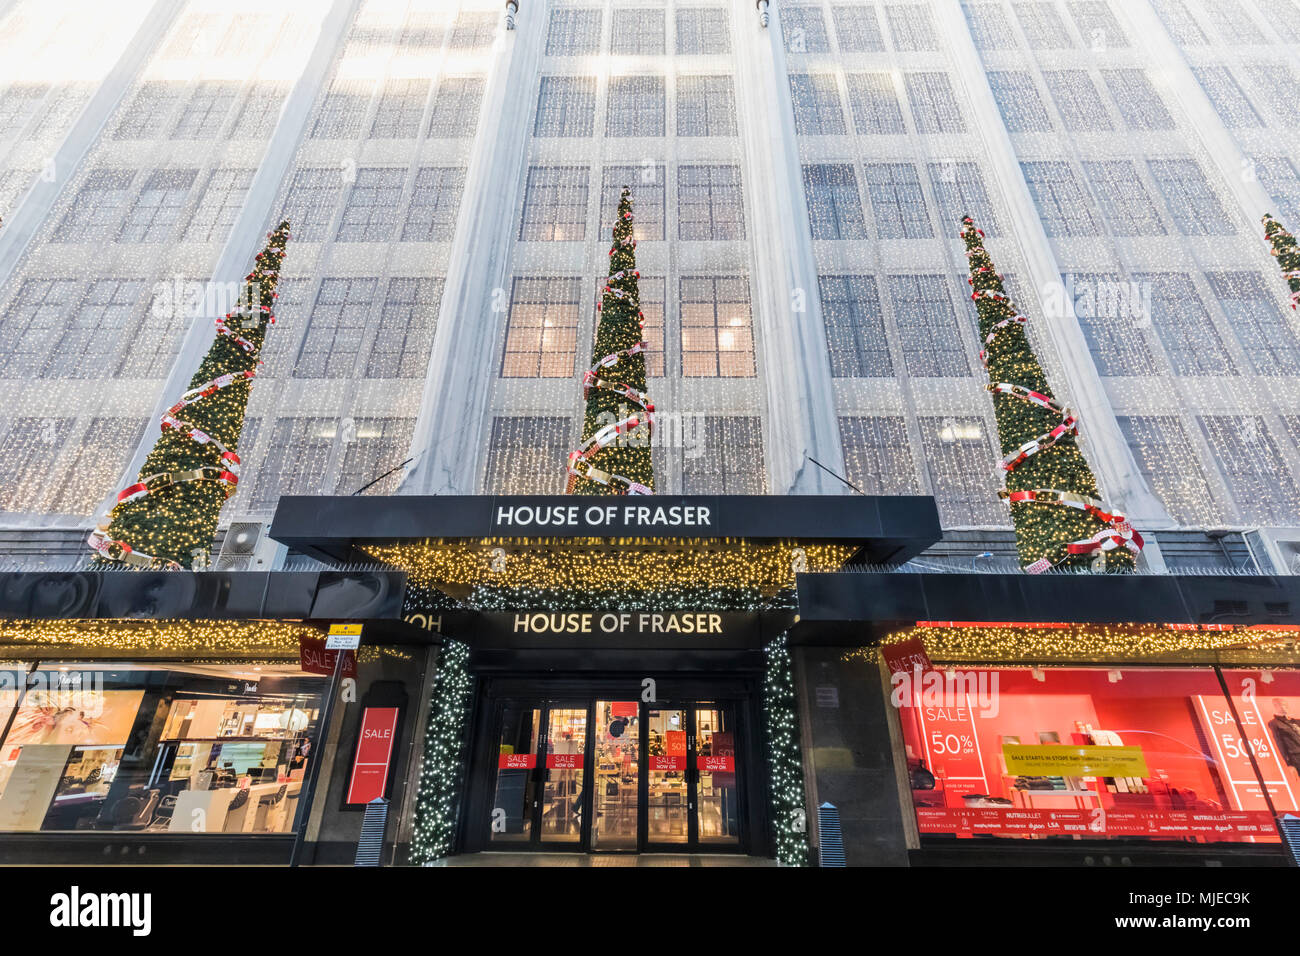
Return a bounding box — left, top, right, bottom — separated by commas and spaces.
897, 664, 1300, 843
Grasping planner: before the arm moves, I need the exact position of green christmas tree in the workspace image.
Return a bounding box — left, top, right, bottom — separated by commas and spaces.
1262, 213, 1300, 313
566, 187, 654, 495
960, 217, 1141, 572
89, 221, 291, 569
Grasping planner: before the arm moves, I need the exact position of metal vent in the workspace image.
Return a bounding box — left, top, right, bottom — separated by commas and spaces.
215, 553, 252, 571
221, 522, 264, 555
1280, 815, 1300, 867
817, 802, 845, 867
354, 798, 390, 867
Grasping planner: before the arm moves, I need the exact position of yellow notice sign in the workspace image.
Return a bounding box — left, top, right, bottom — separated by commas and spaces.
1002, 744, 1150, 778
328, 623, 363, 636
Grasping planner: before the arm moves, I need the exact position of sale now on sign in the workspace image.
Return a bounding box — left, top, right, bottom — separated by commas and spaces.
546, 753, 583, 769
698, 755, 735, 772
649, 755, 686, 771
499, 752, 536, 769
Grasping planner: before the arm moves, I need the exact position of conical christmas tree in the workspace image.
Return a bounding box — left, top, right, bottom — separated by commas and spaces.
960, 216, 1141, 572
1262, 213, 1300, 312
566, 187, 654, 494
89, 221, 291, 569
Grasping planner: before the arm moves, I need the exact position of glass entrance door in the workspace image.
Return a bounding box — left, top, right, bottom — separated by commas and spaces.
488, 700, 590, 849
485, 696, 743, 853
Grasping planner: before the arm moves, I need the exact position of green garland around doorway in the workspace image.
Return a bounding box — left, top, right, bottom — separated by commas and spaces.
410, 639, 474, 864
764, 634, 810, 866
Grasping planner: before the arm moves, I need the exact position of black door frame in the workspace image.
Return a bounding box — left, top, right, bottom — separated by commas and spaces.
464, 671, 762, 856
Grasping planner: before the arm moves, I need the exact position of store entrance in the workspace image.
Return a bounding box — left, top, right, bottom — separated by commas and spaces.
487, 698, 743, 853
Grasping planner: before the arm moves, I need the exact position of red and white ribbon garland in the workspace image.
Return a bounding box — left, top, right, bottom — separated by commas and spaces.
89, 230, 287, 567
567, 342, 656, 495
960, 218, 1143, 572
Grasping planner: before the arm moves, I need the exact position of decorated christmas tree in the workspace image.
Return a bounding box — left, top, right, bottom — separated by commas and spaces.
566, 187, 654, 495
960, 217, 1141, 572
1262, 213, 1300, 312
89, 221, 291, 569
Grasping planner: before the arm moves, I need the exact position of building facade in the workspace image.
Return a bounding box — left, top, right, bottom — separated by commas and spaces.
1, 0, 1300, 866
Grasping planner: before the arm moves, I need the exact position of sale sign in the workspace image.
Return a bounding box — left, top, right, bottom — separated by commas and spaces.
698, 755, 735, 772
611, 701, 638, 718
299, 635, 356, 679
346, 707, 399, 804
1193, 696, 1298, 811
650, 755, 685, 771
546, 753, 583, 769
882, 636, 932, 675
499, 752, 536, 769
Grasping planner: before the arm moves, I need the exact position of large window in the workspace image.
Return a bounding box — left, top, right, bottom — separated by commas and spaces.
1100, 69, 1174, 130
1193, 66, 1263, 129
310, 79, 370, 139
1021, 161, 1101, 236
680, 276, 755, 377
900, 661, 1294, 844
1066, 0, 1128, 46
987, 71, 1053, 133
43, 279, 144, 379
1206, 271, 1300, 376
678, 165, 744, 240
1012, 0, 1075, 48
790, 74, 846, 136
402, 167, 465, 242
682, 417, 766, 493
885, 3, 938, 50
676, 76, 737, 136
520, 166, 589, 241
119, 169, 196, 242
279, 167, 345, 242
846, 73, 906, 135
249, 417, 336, 508
1199, 415, 1300, 525
1137, 273, 1235, 377
1064, 272, 1156, 376
611, 8, 665, 54
534, 77, 596, 137
1081, 160, 1165, 237
428, 77, 484, 138
368, 277, 442, 378
1042, 70, 1112, 132
336, 168, 404, 242
676, 8, 730, 55
833, 5, 886, 51
502, 278, 581, 377
1147, 158, 1235, 235
1253, 155, 1300, 228
1118, 416, 1224, 525
903, 73, 965, 133
184, 168, 253, 243
484, 417, 573, 494
53, 169, 134, 242
0, 663, 327, 835
546, 8, 602, 56
840, 416, 920, 493
172, 81, 236, 139
371, 78, 429, 138
295, 278, 377, 378
865, 163, 932, 239
606, 75, 665, 137
888, 275, 967, 377
782, 5, 831, 53
820, 274, 892, 377
602, 165, 665, 241
928, 162, 999, 237
47, 418, 147, 515
804, 164, 867, 240
918, 416, 1005, 526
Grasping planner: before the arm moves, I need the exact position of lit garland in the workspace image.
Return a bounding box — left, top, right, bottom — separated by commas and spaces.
568, 187, 655, 495
366, 538, 854, 609
0, 619, 322, 658
961, 217, 1141, 572
867, 622, 1300, 665
89, 221, 292, 569
1263, 213, 1300, 310
764, 634, 809, 866
410, 638, 473, 864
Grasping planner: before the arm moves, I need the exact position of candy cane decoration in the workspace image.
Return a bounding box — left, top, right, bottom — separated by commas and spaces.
961, 217, 1142, 572
89, 226, 289, 568
567, 343, 656, 495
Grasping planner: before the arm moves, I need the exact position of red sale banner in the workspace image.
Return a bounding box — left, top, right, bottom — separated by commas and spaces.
546, 753, 583, 769
1193, 695, 1298, 810
498, 753, 536, 769
299, 636, 356, 678
698, 755, 735, 772
650, 755, 686, 771
611, 701, 638, 718
346, 707, 399, 805
882, 636, 932, 675
910, 698, 988, 800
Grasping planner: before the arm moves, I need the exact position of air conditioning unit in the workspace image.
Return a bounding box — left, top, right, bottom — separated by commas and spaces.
215, 522, 285, 571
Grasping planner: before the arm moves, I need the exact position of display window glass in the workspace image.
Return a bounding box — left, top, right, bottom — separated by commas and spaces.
898, 665, 1283, 843
1219, 669, 1300, 814
0, 663, 326, 835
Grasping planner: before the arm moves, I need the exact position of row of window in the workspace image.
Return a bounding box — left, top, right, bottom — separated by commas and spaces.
790, 71, 966, 135
310, 76, 484, 140
1152, 0, 1288, 47
962, 0, 1128, 51
0, 84, 84, 143
114, 80, 287, 141
532, 74, 737, 137
501, 275, 753, 380
989, 68, 1175, 134
544, 7, 731, 57
1194, 64, 1300, 132
782, 3, 946, 54
483, 416, 767, 496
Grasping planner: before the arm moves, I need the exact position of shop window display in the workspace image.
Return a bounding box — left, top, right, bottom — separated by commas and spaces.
898, 665, 1284, 843
0, 664, 326, 835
